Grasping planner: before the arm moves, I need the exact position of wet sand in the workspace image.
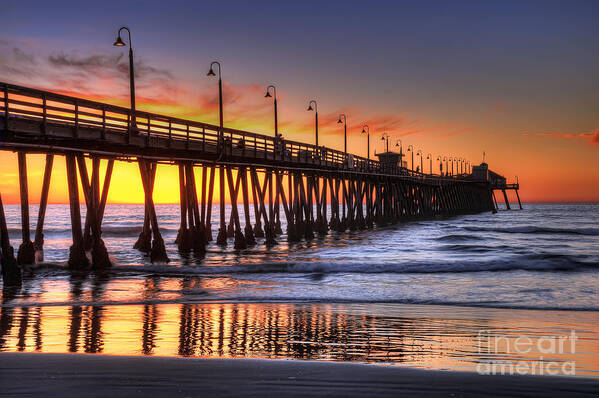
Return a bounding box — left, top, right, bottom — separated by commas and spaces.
1, 353, 598, 397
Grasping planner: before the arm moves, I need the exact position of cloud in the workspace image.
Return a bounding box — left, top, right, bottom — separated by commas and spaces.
48, 52, 172, 81
523, 130, 599, 146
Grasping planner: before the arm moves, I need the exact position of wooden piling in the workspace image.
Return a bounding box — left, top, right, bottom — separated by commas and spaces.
205, 165, 215, 241
251, 168, 265, 238
16, 152, 35, 265
0, 192, 21, 285
33, 154, 54, 262
65, 154, 89, 270
185, 163, 206, 254
138, 159, 169, 263
216, 165, 227, 246
134, 163, 156, 252
515, 189, 523, 210
76, 155, 111, 270
240, 167, 256, 246
226, 167, 247, 250
264, 171, 277, 245
176, 164, 190, 252
273, 170, 282, 235
98, 159, 113, 225
502, 189, 511, 210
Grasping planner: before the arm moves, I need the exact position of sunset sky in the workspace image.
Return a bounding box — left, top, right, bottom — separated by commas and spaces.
1, 0, 598, 203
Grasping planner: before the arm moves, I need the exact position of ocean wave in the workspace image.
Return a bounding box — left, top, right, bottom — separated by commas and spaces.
435, 234, 484, 242
105, 253, 598, 275
463, 225, 599, 236
438, 244, 512, 253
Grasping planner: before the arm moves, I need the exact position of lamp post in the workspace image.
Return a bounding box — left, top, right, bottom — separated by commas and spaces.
307, 100, 318, 146
207, 61, 224, 144
458, 157, 463, 174
426, 153, 432, 175
416, 149, 423, 173
337, 114, 348, 154
395, 139, 403, 168
443, 156, 448, 175
381, 132, 390, 153
407, 145, 414, 171
207, 61, 226, 245
437, 156, 442, 175
264, 85, 278, 137
361, 125, 370, 160
113, 27, 136, 128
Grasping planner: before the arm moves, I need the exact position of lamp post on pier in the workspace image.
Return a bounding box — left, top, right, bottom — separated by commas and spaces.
436, 156, 442, 175
307, 100, 318, 146
337, 114, 348, 155
113, 26, 136, 128
381, 132, 391, 153
207, 61, 224, 145
395, 139, 403, 168
426, 153, 432, 175
361, 125, 370, 160
207, 61, 227, 245
264, 85, 278, 137
443, 156, 448, 176
416, 149, 423, 173
407, 145, 414, 171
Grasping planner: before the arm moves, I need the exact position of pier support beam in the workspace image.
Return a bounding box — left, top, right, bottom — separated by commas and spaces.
185, 163, 207, 254
176, 164, 191, 252
16, 152, 35, 265
502, 189, 511, 210
33, 154, 54, 262
240, 167, 256, 246
0, 193, 21, 286
205, 165, 215, 241
65, 154, 89, 270
134, 163, 156, 252
515, 190, 523, 210
216, 165, 227, 246
138, 159, 169, 263
77, 155, 111, 270
226, 167, 247, 250
251, 169, 264, 238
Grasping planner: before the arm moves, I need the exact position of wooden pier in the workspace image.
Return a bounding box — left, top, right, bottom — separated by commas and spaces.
0, 82, 520, 285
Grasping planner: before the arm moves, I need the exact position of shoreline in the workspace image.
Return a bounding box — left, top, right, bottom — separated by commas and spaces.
2, 352, 599, 397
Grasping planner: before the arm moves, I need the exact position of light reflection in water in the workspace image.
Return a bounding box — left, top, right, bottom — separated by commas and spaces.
1, 279, 599, 377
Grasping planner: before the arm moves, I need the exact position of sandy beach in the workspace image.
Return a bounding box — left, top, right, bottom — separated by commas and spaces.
1, 353, 598, 397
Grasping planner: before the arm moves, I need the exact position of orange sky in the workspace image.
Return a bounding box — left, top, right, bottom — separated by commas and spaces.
1, 87, 598, 204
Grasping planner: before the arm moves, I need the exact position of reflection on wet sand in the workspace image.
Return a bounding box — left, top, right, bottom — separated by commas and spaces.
1, 277, 599, 376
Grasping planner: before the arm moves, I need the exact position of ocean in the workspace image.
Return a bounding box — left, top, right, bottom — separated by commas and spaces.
1, 203, 598, 375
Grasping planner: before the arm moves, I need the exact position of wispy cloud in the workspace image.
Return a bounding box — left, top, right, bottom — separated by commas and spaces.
523, 130, 598, 146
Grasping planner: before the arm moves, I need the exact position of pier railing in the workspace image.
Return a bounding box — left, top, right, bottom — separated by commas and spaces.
1, 82, 463, 183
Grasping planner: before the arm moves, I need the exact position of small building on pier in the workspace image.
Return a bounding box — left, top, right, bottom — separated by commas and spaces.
375, 151, 406, 173
470, 162, 506, 187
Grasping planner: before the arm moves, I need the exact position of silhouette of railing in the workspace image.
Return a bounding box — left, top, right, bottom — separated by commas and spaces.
1, 82, 463, 183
